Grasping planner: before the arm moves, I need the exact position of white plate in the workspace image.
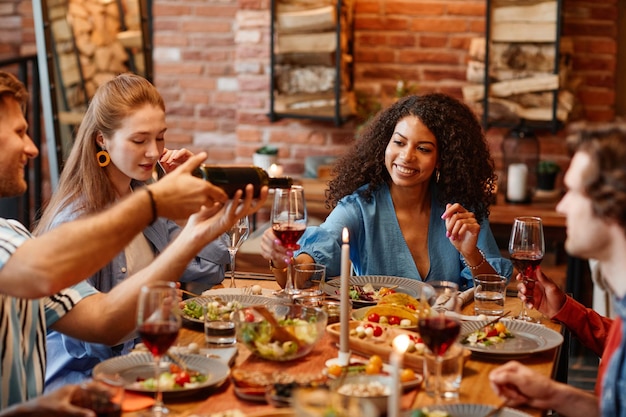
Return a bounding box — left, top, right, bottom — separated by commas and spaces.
460, 319, 564, 358
203, 287, 275, 297
181, 294, 282, 325
92, 352, 229, 398
407, 403, 532, 417
169, 345, 238, 367
321, 275, 435, 308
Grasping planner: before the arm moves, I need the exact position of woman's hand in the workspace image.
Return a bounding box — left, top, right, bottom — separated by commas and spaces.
259, 227, 293, 269
441, 202, 480, 255
159, 147, 195, 173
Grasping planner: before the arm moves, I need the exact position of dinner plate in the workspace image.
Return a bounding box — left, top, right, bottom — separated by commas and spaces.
181, 294, 281, 326
320, 275, 434, 308
407, 403, 532, 417
202, 287, 276, 297
460, 319, 563, 359
92, 352, 229, 399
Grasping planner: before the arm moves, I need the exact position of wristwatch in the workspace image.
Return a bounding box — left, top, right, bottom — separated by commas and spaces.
269, 259, 288, 273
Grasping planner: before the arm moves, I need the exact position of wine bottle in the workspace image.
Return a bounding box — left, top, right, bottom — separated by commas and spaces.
192, 165, 293, 198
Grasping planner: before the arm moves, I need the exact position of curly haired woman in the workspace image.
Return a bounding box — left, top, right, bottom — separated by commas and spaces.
261, 93, 512, 290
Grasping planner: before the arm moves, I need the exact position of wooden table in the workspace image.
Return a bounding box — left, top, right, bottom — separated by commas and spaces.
123, 291, 564, 417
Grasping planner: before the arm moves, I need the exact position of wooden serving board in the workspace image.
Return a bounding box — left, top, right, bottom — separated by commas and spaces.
326, 321, 471, 373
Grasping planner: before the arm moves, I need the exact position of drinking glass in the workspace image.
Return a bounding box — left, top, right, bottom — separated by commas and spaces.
509, 216, 545, 323
271, 185, 308, 295
136, 282, 181, 416
418, 281, 461, 402
225, 215, 250, 288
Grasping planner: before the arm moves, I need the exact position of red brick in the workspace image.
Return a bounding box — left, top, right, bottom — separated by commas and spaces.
573, 38, 617, 54
572, 56, 616, 72
583, 74, 615, 89
419, 35, 449, 48
356, 33, 387, 46
386, 2, 446, 16
355, 1, 381, 14
411, 17, 469, 33
355, 17, 410, 31
196, 5, 238, 17
563, 22, 616, 38
399, 51, 463, 65
153, 4, 192, 17
354, 49, 396, 64
236, 127, 262, 143
583, 108, 616, 122
578, 89, 615, 107
388, 34, 416, 47
422, 68, 466, 81
447, 2, 485, 17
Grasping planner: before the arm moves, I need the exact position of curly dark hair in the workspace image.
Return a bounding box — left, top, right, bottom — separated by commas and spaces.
328, 93, 496, 222
569, 126, 626, 231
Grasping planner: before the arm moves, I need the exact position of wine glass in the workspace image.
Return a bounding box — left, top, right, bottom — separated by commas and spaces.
509, 216, 545, 322
271, 185, 307, 295
225, 216, 250, 288
418, 281, 461, 402
136, 282, 181, 416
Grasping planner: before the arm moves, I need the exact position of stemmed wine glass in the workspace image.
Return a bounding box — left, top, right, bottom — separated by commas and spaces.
271, 185, 307, 295
137, 282, 181, 416
509, 216, 545, 322
418, 281, 461, 403
225, 216, 250, 288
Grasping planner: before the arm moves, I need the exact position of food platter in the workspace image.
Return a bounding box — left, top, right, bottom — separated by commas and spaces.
181, 294, 282, 326
92, 352, 229, 399
406, 403, 532, 417
352, 306, 417, 330
320, 275, 434, 308
460, 319, 564, 359
202, 287, 276, 297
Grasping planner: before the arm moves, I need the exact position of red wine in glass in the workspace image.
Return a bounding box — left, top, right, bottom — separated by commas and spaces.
418, 316, 461, 356
138, 322, 179, 357
273, 223, 306, 250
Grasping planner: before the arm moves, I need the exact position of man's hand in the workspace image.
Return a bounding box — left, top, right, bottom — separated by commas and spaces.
149, 152, 228, 220
517, 266, 567, 318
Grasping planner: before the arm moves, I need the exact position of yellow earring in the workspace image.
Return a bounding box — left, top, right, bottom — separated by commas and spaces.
97, 150, 110, 167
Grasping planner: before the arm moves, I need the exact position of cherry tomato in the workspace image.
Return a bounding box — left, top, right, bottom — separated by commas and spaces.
388, 315, 401, 326
244, 311, 255, 322
367, 312, 381, 323
363, 322, 374, 329
400, 368, 416, 383
485, 327, 498, 337
406, 304, 416, 310
372, 326, 383, 337
169, 364, 182, 374
174, 371, 191, 386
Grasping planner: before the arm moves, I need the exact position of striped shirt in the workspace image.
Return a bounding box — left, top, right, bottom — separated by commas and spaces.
0, 219, 97, 408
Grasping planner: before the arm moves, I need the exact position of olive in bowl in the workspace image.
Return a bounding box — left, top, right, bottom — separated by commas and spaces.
234, 304, 327, 361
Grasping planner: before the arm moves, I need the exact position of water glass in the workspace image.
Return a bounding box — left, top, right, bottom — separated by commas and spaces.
423, 343, 464, 400
473, 274, 507, 316
293, 263, 326, 297
204, 304, 236, 346
72, 374, 125, 417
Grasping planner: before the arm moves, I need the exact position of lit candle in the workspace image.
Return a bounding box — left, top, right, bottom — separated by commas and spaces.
389, 334, 411, 417
507, 163, 528, 202
268, 163, 283, 178
339, 227, 351, 365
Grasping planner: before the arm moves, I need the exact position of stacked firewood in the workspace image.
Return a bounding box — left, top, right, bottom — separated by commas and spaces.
462, 0, 577, 124
273, 0, 353, 116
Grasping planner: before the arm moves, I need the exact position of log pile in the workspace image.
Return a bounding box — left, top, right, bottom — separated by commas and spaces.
273, 0, 354, 117
462, 0, 575, 124
48, 0, 142, 124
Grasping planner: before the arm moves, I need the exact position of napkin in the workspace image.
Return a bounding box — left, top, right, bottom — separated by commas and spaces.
122, 391, 155, 412
433, 287, 475, 310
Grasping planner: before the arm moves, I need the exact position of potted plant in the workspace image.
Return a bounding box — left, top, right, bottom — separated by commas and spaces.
536, 160, 561, 190
253, 145, 279, 170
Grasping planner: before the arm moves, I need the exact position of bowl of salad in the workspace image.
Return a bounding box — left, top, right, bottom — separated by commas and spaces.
234, 303, 327, 361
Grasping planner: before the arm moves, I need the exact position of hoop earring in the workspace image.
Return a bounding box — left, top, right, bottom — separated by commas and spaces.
436, 169, 440, 183
97, 150, 110, 167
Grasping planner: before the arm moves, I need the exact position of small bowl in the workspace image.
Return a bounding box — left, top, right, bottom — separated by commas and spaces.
234, 304, 327, 361
334, 374, 391, 416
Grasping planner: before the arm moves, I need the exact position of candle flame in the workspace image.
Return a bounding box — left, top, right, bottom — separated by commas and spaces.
392, 334, 411, 353
342, 227, 349, 244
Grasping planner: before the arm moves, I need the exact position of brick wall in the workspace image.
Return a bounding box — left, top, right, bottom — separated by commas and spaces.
5, 0, 621, 179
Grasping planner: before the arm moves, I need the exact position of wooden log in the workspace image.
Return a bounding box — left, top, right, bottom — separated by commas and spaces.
276, 32, 336, 54
275, 65, 336, 94
462, 74, 559, 102
489, 97, 568, 122
276, 6, 336, 33
492, 22, 557, 42
493, 1, 557, 22
275, 51, 336, 66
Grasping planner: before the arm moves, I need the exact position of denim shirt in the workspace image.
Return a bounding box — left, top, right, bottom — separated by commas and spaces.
601, 294, 626, 416
296, 183, 512, 290
44, 191, 230, 391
